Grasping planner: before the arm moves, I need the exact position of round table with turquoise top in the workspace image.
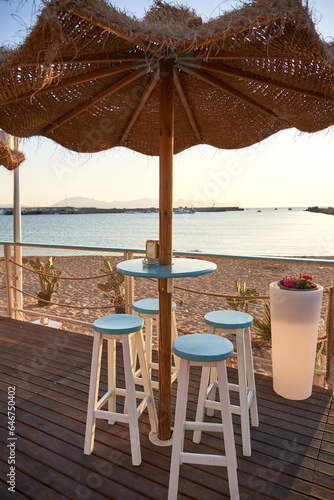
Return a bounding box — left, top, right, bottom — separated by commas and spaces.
116, 257, 217, 443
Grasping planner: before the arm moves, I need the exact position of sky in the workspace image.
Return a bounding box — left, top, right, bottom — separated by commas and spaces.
0, 0, 334, 208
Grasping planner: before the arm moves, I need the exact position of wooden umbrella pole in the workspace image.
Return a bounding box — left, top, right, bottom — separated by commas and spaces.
158, 59, 174, 440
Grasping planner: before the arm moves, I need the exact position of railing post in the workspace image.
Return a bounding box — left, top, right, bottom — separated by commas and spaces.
328, 279, 334, 391
13, 244, 23, 320
11, 135, 23, 320
124, 251, 134, 314
4, 244, 14, 319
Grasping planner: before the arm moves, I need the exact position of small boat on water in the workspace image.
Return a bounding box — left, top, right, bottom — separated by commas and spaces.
174, 207, 194, 214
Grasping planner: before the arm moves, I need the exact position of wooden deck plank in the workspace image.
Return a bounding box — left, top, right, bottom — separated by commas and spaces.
0, 317, 333, 499
0, 417, 167, 500
0, 459, 46, 500
0, 355, 326, 469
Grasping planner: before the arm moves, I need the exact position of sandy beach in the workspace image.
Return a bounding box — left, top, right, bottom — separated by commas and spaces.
0, 252, 333, 378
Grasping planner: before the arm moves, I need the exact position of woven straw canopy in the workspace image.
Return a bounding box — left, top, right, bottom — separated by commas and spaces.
0, 0, 334, 156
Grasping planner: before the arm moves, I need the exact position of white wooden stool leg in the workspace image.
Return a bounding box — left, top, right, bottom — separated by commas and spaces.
130, 329, 137, 370
193, 366, 210, 444
206, 366, 217, 416
122, 334, 141, 466
168, 359, 190, 500
172, 311, 180, 371
123, 332, 136, 415
245, 326, 259, 427
145, 317, 153, 377
107, 338, 116, 424
206, 325, 217, 416
84, 332, 103, 455
135, 330, 158, 433
131, 310, 139, 372
217, 361, 239, 500
236, 328, 251, 457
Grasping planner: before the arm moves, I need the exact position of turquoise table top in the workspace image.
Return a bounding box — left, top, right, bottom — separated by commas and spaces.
116, 258, 216, 278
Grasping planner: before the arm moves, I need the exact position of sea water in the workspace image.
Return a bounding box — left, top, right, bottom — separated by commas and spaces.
0, 208, 333, 257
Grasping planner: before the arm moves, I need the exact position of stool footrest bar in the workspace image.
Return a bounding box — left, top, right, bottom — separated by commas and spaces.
204, 399, 244, 416
134, 363, 179, 375
228, 382, 240, 393
150, 380, 159, 390
96, 390, 113, 410
204, 399, 220, 411
230, 404, 241, 416
136, 396, 149, 417
180, 452, 227, 467
97, 387, 151, 401
149, 361, 179, 372
184, 421, 223, 433
94, 410, 129, 423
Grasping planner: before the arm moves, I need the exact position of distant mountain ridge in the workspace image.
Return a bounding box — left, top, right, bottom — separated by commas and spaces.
51, 196, 241, 209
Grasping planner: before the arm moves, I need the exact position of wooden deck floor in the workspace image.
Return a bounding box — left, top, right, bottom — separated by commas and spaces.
0, 317, 333, 500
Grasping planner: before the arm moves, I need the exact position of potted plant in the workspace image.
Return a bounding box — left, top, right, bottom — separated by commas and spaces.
269, 272, 323, 400
278, 273, 317, 291
98, 259, 125, 313
22, 256, 62, 306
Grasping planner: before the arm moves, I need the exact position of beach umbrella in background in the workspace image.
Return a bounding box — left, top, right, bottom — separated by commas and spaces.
1, 0, 334, 440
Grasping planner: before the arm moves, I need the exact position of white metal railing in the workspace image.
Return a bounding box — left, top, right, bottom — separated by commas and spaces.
0, 241, 333, 389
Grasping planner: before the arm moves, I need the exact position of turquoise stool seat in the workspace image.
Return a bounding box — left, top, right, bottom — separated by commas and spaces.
84, 314, 157, 466
133, 298, 176, 315
205, 310, 253, 330
172, 333, 233, 362
132, 298, 179, 390
168, 334, 239, 500
93, 314, 144, 334
194, 310, 259, 457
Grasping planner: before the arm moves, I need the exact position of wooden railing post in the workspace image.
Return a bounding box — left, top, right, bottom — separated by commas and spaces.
4, 244, 14, 319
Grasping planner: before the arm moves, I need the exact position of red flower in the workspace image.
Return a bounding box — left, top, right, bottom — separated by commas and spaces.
282, 272, 316, 289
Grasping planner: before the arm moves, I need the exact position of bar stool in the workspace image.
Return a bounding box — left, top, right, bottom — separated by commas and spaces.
84, 314, 158, 466
168, 334, 239, 500
193, 310, 259, 457
132, 298, 179, 390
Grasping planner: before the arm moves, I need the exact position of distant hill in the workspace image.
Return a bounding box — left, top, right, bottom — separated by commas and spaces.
51, 196, 241, 209
51, 197, 117, 209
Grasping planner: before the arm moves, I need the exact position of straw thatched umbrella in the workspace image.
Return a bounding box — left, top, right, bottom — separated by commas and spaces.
1, 0, 334, 441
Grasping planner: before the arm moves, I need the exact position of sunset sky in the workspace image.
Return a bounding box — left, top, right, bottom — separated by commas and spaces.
1, 0, 334, 208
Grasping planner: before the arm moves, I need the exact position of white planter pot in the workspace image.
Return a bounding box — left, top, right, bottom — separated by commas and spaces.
269, 282, 323, 400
